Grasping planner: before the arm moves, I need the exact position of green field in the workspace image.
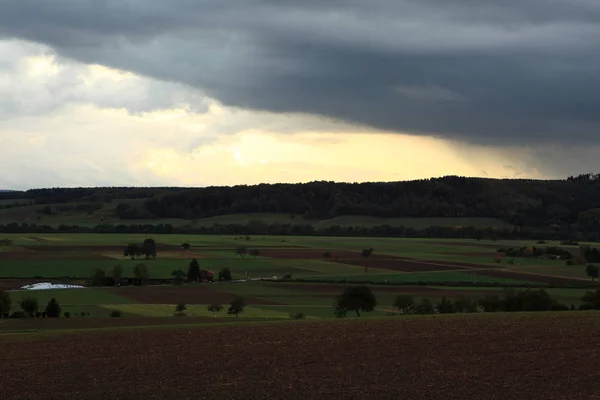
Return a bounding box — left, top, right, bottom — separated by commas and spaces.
0, 233, 597, 331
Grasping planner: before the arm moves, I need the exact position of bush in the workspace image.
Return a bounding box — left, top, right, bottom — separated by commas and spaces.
175, 303, 187, 316
110, 309, 122, 317
64, 312, 71, 318
289, 312, 305, 319
181, 243, 191, 250
282, 274, 293, 280
9, 311, 26, 318
536, 240, 547, 244
566, 259, 575, 266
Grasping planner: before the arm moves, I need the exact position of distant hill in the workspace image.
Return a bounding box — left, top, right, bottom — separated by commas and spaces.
0, 174, 599, 238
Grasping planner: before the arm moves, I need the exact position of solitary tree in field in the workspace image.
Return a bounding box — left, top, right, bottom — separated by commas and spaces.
393, 295, 415, 315
334, 285, 377, 317
133, 264, 150, 285
142, 238, 157, 259
91, 268, 107, 286
187, 259, 200, 282
45, 298, 61, 318
19, 297, 39, 317
228, 296, 246, 317
0, 290, 11, 317
207, 303, 223, 316
586, 264, 599, 281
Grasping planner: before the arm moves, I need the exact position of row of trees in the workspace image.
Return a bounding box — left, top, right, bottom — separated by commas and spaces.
0, 292, 62, 318
91, 264, 149, 286
90, 262, 235, 287
175, 297, 247, 317
332, 286, 600, 317
123, 238, 157, 260
3, 221, 600, 242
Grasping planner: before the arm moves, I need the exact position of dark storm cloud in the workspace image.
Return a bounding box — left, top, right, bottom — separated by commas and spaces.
1, 0, 599, 144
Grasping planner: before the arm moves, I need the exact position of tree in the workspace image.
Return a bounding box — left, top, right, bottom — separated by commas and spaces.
435, 297, 456, 314
0, 290, 11, 317
112, 265, 123, 284
19, 297, 38, 317
171, 269, 186, 285
479, 294, 502, 312
361, 247, 374, 258
414, 298, 435, 314
90, 268, 106, 286
249, 249, 261, 259
219, 268, 233, 281
181, 243, 191, 250
393, 295, 415, 314
361, 247, 374, 275
334, 285, 377, 317
175, 303, 187, 316
133, 264, 150, 285
45, 298, 61, 318
235, 246, 247, 259
142, 238, 157, 259
187, 259, 200, 282
124, 243, 142, 259
453, 296, 478, 313
228, 296, 246, 317
586, 264, 599, 281
207, 303, 223, 316
580, 289, 600, 310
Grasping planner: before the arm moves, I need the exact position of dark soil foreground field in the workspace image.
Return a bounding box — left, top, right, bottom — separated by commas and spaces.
2, 313, 600, 400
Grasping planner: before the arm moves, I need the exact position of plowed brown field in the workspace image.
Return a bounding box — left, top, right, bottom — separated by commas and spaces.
110, 285, 282, 305
2, 313, 600, 399
333, 258, 463, 272
475, 270, 589, 285
260, 248, 500, 272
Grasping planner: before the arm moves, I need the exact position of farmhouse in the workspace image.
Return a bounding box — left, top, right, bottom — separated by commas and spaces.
199, 269, 214, 282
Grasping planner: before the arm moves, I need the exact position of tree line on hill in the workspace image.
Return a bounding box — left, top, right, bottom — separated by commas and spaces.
333, 285, 600, 317
2, 174, 600, 234
0, 293, 76, 319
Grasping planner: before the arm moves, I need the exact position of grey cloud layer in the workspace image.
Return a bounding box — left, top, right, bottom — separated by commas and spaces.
1, 0, 599, 144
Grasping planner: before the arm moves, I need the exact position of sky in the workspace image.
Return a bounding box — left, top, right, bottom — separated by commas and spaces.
1, 1, 599, 189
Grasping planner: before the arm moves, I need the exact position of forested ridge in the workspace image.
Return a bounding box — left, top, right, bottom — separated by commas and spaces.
2, 174, 600, 236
